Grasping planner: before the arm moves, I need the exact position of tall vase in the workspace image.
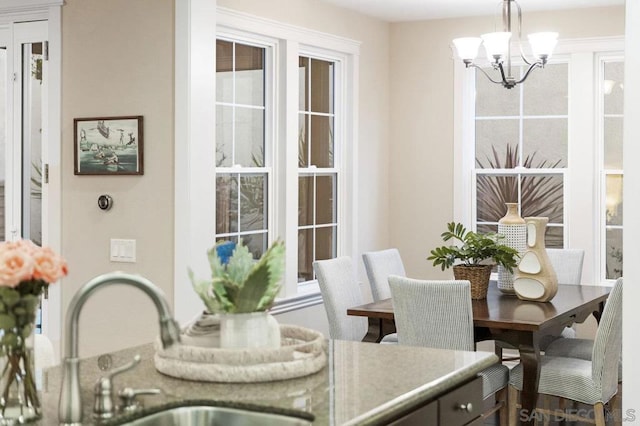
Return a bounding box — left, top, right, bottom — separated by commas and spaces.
0, 290, 41, 423
513, 217, 558, 302
497, 203, 526, 294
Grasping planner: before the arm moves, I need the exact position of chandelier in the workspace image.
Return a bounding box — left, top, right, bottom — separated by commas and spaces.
452, 0, 558, 89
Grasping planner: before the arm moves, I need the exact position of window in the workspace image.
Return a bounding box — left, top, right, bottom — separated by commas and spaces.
455, 38, 625, 284
474, 62, 567, 247
600, 57, 624, 280
175, 4, 360, 320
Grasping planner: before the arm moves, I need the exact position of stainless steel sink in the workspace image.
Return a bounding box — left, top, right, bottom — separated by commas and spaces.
119, 405, 313, 425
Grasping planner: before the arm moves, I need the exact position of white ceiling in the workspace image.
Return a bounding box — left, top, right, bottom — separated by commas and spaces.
320, 0, 624, 22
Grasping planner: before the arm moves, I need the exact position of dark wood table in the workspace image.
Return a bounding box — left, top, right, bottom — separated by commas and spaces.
347, 282, 611, 426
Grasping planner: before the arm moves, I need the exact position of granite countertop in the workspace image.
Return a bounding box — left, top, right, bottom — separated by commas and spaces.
37, 340, 497, 425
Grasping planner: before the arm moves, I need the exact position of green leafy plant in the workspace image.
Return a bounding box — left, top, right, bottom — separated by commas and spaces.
189, 240, 285, 314
428, 222, 519, 272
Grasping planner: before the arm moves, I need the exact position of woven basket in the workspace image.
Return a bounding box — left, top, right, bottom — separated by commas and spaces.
453, 265, 493, 300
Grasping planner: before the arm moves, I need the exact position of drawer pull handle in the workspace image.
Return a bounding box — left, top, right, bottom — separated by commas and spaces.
458, 402, 473, 412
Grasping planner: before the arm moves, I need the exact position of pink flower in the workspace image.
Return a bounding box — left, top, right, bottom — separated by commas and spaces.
0, 240, 68, 287
0, 246, 35, 287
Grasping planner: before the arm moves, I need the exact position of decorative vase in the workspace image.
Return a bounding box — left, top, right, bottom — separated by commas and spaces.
0, 289, 41, 423
513, 217, 558, 302
497, 203, 527, 294
219, 311, 281, 349
453, 265, 492, 300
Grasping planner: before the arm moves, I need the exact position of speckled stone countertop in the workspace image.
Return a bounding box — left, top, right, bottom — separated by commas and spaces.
36, 340, 497, 425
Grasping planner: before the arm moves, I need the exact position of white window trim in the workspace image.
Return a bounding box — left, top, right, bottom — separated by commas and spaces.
453, 36, 624, 285
174, 1, 360, 324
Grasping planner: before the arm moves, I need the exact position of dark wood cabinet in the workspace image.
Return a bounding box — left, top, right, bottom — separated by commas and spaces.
390, 376, 483, 426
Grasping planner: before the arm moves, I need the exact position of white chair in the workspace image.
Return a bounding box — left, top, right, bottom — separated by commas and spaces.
34, 333, 56, 369
388, 276, 509, 423
508, 278, 622, 426
313, 257, 396, 343
362, 248, 406, 302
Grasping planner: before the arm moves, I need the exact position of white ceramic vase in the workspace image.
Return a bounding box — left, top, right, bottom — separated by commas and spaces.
220, 311, 281, 349
497, 203, 527, 294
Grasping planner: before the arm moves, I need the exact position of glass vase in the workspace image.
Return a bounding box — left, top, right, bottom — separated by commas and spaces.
0, 290, 41, 424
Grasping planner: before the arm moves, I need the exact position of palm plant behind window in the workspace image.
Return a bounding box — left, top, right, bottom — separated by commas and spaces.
476, 143, 564, 247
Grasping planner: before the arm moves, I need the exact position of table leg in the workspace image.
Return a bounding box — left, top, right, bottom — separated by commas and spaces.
361, 318, 396, 343
518, 339, 541, 426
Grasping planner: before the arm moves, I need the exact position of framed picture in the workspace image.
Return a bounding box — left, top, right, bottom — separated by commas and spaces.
73, 116, 144, 175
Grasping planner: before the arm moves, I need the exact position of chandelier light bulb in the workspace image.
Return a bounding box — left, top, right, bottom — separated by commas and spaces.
481, 32, 512, 62
453, 37, 482, 62
527, 32, 558, 61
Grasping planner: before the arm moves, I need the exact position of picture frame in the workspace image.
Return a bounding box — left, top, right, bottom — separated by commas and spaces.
73, 115, 144, 175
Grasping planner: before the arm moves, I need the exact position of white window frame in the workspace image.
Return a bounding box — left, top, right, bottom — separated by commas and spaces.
454, 37, 624, 285
174, 1, 360, 323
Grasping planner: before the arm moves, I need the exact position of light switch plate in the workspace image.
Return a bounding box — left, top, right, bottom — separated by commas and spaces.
110, 239, 136, 263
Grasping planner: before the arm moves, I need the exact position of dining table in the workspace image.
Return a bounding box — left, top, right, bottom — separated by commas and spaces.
346, 281, 612, 426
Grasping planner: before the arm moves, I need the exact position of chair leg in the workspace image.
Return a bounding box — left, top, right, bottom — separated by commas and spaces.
496, 387, 508, 426
594, 402, 606, 426
508, 385, 518, 426
542, 395, 551, 426
610, 383, 622, 426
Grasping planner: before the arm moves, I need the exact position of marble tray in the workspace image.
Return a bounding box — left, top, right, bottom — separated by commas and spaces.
154, 324, 327, 383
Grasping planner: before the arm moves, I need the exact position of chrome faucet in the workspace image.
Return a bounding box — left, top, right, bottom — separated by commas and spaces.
58, 272, 181, 425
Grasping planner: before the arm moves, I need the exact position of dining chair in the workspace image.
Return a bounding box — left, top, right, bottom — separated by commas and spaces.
362, 248, 406, 302
313, 257, 397, 343
507, 277, 622, 426
388, 276, 509, 423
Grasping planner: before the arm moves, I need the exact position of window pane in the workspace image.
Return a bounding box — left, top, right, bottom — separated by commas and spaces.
234, 107, 264, 167
315, 226, 336, 261
310, 115, 333, 167
243, 232, 267, 260
604, 117, 623, 169
298, 113, 308, 167
0, 47, 5, 240
523, 63, 568, 116
475, 67, 519, 116
521, 174, 564, 224
310, 58, 334, 114
216, 40, 233, 103
522, 118, 567, 168
477, 223, 497, 234
476, 175, 518, 223
298, 228, 313, 282
240, 174, 267, 231
475, 120, 519, 168
545, 225, 564, 249
605, 228, 623, 279
216, 175, 238, 234
604, 61, 624, 115
605, 175, 623, 226
216, 106, 233, 167
298, 176, 313, 227
235, 43, 264, 107
316, 175, 336, 224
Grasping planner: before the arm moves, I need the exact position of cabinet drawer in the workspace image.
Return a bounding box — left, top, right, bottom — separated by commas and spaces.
438, 376, 483, 425
388, 400, 437, 425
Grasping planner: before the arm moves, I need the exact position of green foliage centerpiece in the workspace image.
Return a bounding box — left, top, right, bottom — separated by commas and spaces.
428, 222, 518, 299
189, 240, 285, 348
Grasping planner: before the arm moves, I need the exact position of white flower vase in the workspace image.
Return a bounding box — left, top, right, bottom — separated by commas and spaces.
220, 312, 281, 349
497, 203, 526, 294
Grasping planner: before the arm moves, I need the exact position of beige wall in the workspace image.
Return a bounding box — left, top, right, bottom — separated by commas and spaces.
61, 0, 389, 356
388, 6, 625, 282
61, 0, 175, 357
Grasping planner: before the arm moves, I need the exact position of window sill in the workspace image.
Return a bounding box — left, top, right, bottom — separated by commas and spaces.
271, 281, 323, 315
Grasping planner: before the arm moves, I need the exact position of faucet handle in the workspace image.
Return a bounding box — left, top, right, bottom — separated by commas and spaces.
93, 355, 142, 420
118, 387, 161, 413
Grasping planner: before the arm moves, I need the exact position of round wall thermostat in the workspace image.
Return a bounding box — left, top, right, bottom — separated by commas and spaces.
98, 195, 113, 211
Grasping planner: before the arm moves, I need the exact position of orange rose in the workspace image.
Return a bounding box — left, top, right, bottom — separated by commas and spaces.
0, 247, 35, 287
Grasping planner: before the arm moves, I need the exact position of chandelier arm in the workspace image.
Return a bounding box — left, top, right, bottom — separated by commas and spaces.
469, 63, 508, 86
515, 1, 533, 66
515, 61, 542, 84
